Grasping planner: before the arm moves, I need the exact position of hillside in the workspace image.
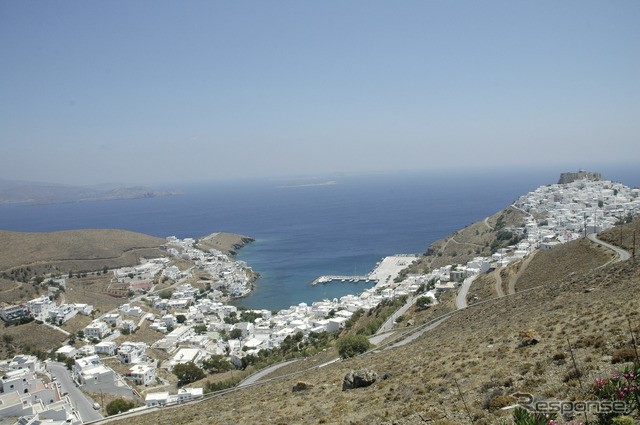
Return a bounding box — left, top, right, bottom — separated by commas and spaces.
101, 220, 639, 425
407, 206, 527, 273
195, 232, 255, 256
0, 229, 167, 275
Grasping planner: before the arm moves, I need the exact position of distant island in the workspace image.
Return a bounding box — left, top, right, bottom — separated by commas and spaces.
277, 181, 337, 189
0, 179, 181, 205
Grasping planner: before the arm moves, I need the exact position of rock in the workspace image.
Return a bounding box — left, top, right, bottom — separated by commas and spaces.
292, 382, 312, 392
342, 369, 378, 391
518, 330, 539, 348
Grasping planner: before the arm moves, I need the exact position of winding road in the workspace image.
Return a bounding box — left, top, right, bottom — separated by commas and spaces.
507, 251, 537, 295
455, 275, 478, 309
493, 269, 504, 298
588, 233, 631, 264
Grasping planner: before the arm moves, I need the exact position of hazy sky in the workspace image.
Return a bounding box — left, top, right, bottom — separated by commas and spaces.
1, 1, 638, 185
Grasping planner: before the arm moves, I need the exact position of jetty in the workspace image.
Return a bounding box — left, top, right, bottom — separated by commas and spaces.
311, 275, 375, 286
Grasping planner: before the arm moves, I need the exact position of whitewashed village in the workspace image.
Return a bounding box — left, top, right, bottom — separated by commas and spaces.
1, 171, 639, 424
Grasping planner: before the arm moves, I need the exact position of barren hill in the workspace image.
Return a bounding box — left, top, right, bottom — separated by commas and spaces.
407, 206, 527, 273
0, 229, 167, 273
195, 232, 255, 256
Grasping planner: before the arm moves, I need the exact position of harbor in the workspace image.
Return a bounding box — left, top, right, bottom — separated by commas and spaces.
311, 275, 374, 286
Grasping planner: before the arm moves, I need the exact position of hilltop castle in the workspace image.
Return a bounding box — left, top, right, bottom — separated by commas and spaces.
558, 170, 602, 184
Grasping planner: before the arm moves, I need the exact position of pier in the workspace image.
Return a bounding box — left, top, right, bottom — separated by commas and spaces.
311, 275, 375, 286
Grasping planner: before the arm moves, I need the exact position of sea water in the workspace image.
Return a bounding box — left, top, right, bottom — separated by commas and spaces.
1, 167, 637, 310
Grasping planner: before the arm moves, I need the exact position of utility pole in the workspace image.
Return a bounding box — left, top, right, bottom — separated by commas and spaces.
620, 221, 623, 247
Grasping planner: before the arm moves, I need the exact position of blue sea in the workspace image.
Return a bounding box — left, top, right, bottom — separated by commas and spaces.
1, 167, 638, 310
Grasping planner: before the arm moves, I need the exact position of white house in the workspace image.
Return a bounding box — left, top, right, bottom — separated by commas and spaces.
55, 345, 77, 359
145, 392, 169, 407
118, 342, 147, 365
171, 388, 203, 404
48, 304, 77, 324
95, 341, 117, 356
166, 325, 195, 344
120, 319, 138, 333
26, 296, 56, 319
0, 354, 42, 373
126, 364, 156, 386
84, 320, 109, 340
169, 348, 203, 371
74, 303, 93, 315
103, 313, 122, 327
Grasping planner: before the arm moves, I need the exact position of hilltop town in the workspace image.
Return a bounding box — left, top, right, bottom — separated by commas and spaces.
0, 171, 639, 425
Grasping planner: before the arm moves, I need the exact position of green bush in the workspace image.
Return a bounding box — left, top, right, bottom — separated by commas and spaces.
337, 334, 373, 358
172, 361, 205, 386
106, 399, 135, 416
593, 361, 640, 424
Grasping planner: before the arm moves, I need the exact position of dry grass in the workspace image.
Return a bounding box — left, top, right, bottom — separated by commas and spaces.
516, 238, 614, 291
0, 229, 166, 271
0, 321, 67, 359
465, 270, 499, 305
598, 216, 640, 254
409, 206, 527, 272
195, 233, 255, 256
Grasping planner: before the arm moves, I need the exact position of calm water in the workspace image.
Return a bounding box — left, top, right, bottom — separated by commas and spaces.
1, 167, 637, 310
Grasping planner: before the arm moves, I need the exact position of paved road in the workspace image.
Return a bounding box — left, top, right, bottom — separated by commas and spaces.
375, 295, 419, 334
588, 233, 631, 263
507, 251, 537, 295
47, 361, 103, 423
239, 359, 299, 387
455, 275, 477, 309
385, 314, 454, 350
493, 269, 504, 297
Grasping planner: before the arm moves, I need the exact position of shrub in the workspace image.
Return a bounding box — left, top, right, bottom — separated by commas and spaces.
612, 347, 637, 364
336, 334, 373, 358
487, 394, 516, 412
500, 407, 557, 425
592, 361, 640, 424
106, 399, 135, 416
611, 416, 635, 425
172, 362, 205, 386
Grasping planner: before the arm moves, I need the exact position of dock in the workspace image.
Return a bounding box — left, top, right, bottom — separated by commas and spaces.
311, 275, 375, 286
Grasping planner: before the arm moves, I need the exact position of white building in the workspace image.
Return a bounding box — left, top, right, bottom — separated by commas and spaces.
84, 320, 109, 340
26, 296, 56, 319
95, 341, 117, 356
145, 392, 169, 407
126, 364, 156, 386
118, 342, 147, 365
166, 325, 195, 344
169, 348, 203, 371
103, 313, 122, 327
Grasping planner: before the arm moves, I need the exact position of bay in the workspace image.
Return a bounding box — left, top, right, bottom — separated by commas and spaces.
1, 167, 637, 310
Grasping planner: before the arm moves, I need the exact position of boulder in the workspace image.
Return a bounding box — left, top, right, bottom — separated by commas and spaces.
342, 369, 378, 391
518, 330, 540, 348
292, 382, 312, 392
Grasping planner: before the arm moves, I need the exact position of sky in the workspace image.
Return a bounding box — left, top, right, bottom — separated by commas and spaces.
1, 1, 639, 186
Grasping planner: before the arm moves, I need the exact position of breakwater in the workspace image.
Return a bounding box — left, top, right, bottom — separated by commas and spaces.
311, 275, 375, 286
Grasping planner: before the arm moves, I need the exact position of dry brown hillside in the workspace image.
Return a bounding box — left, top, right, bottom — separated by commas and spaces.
0, 229, 166, 272
195, 232, 255, 256
101, 224, 640, 425
407, 206, 527, 273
